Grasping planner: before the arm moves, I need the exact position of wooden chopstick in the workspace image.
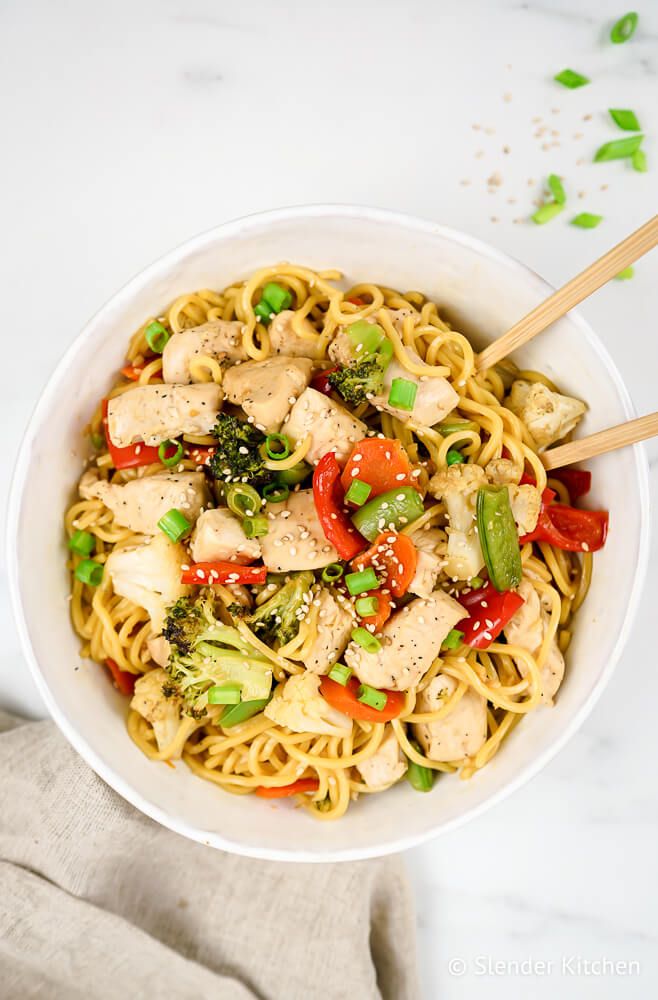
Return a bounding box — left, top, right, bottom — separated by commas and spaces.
476, 214, 658, 372
542, 411, 658, 469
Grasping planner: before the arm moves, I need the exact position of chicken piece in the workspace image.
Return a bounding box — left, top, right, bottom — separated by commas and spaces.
371, 354, 459, 427
79, 467, 102, 500
504, 577, 565, 705
259, 489, 338, 572
282, 387, 367, 466
264, 672, 351, 736
161, 319, 248, 383
222, 356, 313, 432
105, 533, 190, 634
413, 673, 487, 762
107, 383, 222, 447
507, 380, 586, 450
356, 728, 407, 789
485, 457, 522, 485
507, 483, 541, 535
327, 329, 355, 366
429, 464, 487, 580
130, 668, 182, 755
345, 590, 467, 691
190, 507, 261, 565
147, 636, 170, 668
90, 472, 210, 535
304, 589, 355, 674
268, 310, 325, 359
407, 528, 444, 599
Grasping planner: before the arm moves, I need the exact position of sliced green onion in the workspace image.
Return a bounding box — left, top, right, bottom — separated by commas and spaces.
438, 419, 479, 437
328, 664, 352, 686
345, 478, 372, 506
90, 431, 104, 450
345, 568, 379, 595
594, 135, 644, 162
446, 449, 465, 466
355, 595, 379, 617
208, 683, 242, 705
158, 439, 184, 467
571, 213, 603, 229
243, 515, 269, 538
532, 202, 564, 225
226, 483, 262, 519
261, 282, 293, 313
632, 149, 647, 173
254, 301, 272, 324
608, 108, 641, 131
388, 377, 418, 412
356, 680, 387, 707
68, 529, 95, 557
276, 461, 310, 486
406, 741, 435, 792
441, 629, 464, 651
469, 575, 485, 589
74, 559, 104, 587
322, 563, 344, 584
262, 482, 289, 503
610, 11, 638, 44
264, 433, 291, 461
220, 697, 270, 727
157, 508, 191, 543
144, 320, 169, 354
554, 68, 589, 89
616, 266, 634, 280
547, 173, 566, 204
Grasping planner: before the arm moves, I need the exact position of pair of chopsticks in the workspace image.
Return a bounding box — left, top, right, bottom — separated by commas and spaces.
475, 214, 658, 470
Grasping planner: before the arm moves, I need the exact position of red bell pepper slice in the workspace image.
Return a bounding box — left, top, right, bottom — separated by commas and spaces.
346, 295, 366, 306
457, 582, 525, 650
312, 452, 367, 560
320, 676, 405, 722
188, 445, 216, 466
351, 531, 417, 599
520, 502, 608, 553
181, 562, 267, 586
255, 778, 320, 798
311, 367, 337, 396
341, 438, 417, 498
102, 399, 161, 470
548, 467, 592, 500
105, 658, 136, 696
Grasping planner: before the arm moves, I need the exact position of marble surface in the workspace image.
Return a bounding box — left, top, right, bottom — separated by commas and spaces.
1, 0, 656, 996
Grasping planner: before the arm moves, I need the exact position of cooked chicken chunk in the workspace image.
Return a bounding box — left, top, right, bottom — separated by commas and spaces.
190, 507, 261, 565
161, 319, 248, 382
407, 528, 444, 598
371, 354, 459, 427
268, 310, 325, 359
429, 464, 487, 580
147, 636, 170, 668
130, 668, 182, 755
504, 577, 565, 705
78, 467, 102, 500
345, 590, 467, 691
413, 673, 487, 762
264, 673, 351, 736
282, 387, 367, 465
260, 489, 338, 572
89, 472, 210, 535
304, 589, 355, 674
327, 329, 355, 366
222, 356, 313, 432
507, 380, 586, 450
356, 728, 407, 788
507, 483, 541, 535
105, 533, 190, 633
107, 383, 222, 447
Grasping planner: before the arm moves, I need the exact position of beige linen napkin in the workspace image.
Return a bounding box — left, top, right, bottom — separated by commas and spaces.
0, 710, 420, 1000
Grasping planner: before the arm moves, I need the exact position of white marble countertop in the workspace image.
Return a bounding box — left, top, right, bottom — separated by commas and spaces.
1, 0, 656, 996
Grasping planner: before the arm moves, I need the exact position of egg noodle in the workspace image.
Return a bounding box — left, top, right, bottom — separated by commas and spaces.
66, 264, 592, 820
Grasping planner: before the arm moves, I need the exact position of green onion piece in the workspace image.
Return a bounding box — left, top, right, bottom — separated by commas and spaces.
388, 377, 418, 412
571, 213, 603, 229
476, 486, 522, 592
144, 320, 169, 354
158, 439, 184, 467
254, 301, 272, 324
615, 266, 635, 280
243, 515, 269, 538
328, 664, 352, 686
345, 478, 372, 506
532, 202, 564, 225
276, 461, 310, 486
262, 482, 290, 503
157, 508, 191, 543
322, 563, 344, 584
406, 740, 435, 792
220, 697, 270, 728
437, 419, 479, 438
351, 486, 424, 542
345, 568, 379, 596
608, 108, 641, 131
632, 149, 647, 172
356, 680, 387, 707
347, 320, 386, 356
554, 68, 589, 89
441, 629, 464, 651
446, 449, 465, 467
90, 431, 104, 450
68, 529, 95, 557
469, 575, 485, 589
610, 11, 638, 44
261, 282, 293, 313
74, 558, 104, 587
547, 173, 566, 204
264, 433, 291, 461
594, 135, 644, 162
355, 595, 379, 617
226, 483, 262, 519
208, 683, 242, 705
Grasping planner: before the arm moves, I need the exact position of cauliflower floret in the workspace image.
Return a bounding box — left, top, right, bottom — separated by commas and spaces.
147, 635, 170, 668
264, 673, 351, 736
304, 589, 355, 674
507, 380, 586, 450
105, 533, 190, 634
507, 483, 541, 535
190, 507, 261, 565
222, 356, 313, 432
130, 668, 182, 755
355, 728, 407, 789
413, 673, 487, 762
268, 310, 325, 359
408, 528, 444, 599
504, 577, 565, 705
485, 457, 522, 485
429, 464, 487, 580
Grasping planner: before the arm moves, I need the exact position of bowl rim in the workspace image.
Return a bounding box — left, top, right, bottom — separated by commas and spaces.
7, 203, 651, 861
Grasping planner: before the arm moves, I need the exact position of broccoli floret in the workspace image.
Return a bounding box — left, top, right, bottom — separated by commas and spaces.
246, 571, 314, 647
162, 592, 273, 715
327, 358, 386, 405
209, 413, 273, 486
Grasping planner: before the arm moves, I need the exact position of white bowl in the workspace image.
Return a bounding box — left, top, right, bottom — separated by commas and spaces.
8, 206, 650, 861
